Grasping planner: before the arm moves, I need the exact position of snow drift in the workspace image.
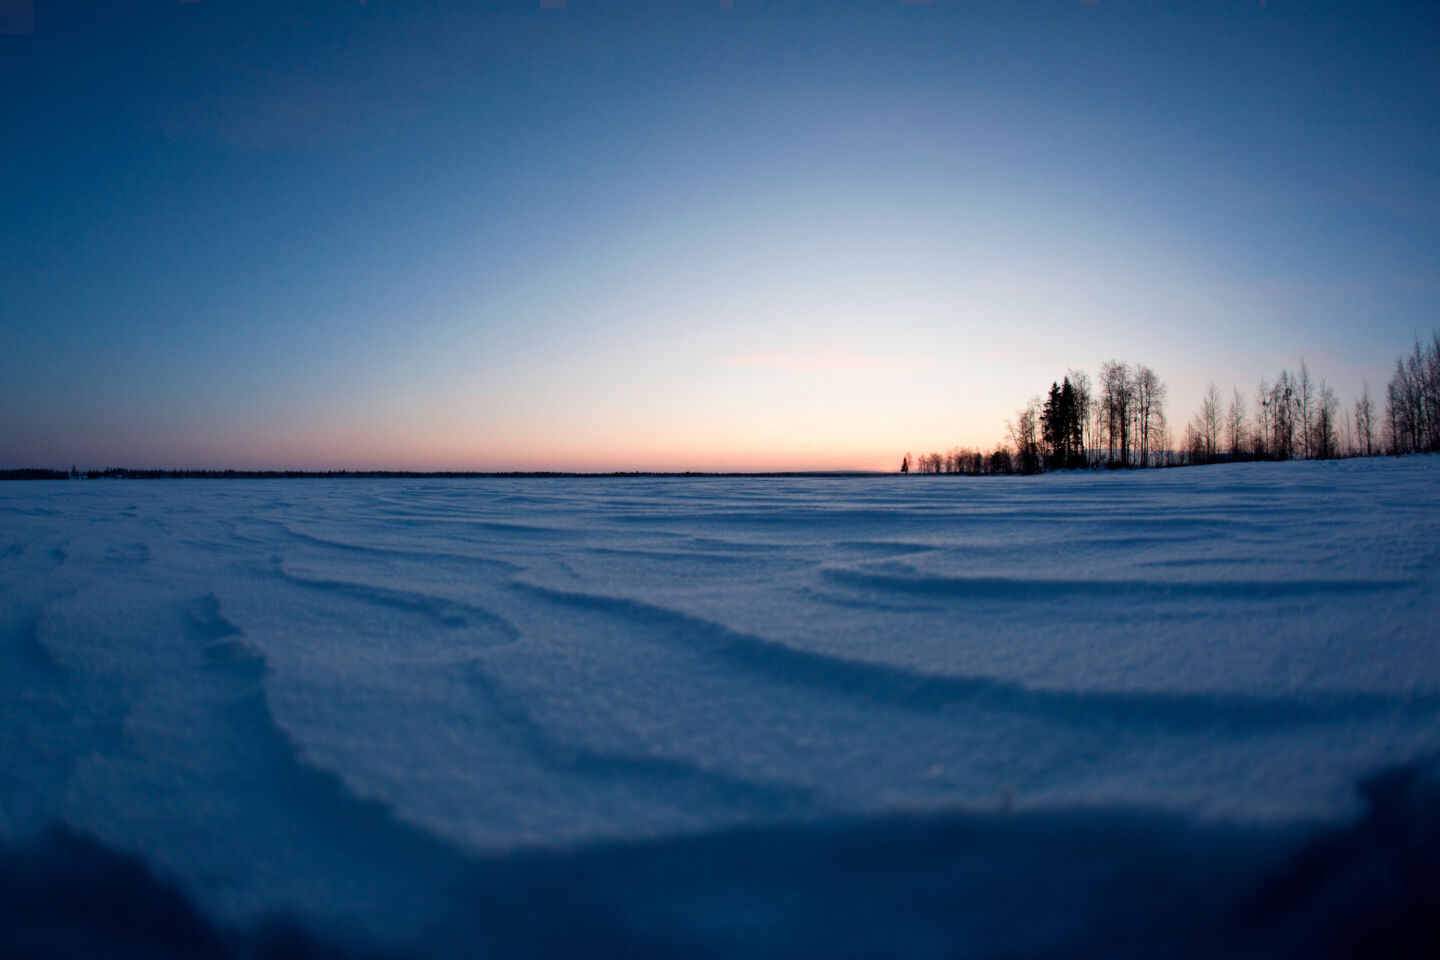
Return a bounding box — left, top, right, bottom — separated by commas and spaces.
2, 458, 1438, 957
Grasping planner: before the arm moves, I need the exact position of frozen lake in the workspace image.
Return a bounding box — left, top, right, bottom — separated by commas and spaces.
2, 459, 1439, 957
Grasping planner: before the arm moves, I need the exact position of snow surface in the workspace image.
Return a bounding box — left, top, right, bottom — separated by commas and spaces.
2, 458, 1438, 957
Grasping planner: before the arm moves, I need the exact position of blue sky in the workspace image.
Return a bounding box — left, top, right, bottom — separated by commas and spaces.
3, 0, 1438, 469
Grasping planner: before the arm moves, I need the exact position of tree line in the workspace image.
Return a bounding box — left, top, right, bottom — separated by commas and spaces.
1386, 333, 1440, 455
901, 331, 1440, 474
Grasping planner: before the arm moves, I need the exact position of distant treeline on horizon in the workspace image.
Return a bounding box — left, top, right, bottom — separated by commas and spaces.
902, 330, 1440, 475
0, 468, 886, 481
7, 334, 1439, 482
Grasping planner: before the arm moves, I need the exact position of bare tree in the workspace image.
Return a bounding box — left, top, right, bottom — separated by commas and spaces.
1008, 397, 1043, 474
1355, 382, 1375, 457
1150, 407, 1170, 466
1183, 418, 1205, 465
1134, 365, 1166, 467
989, 445, 1015, 475
1270, 370, 1296, 460
1314, 382, 1339, 459
1200, 382, 1222, 462
1385, 334, 1440, 454
1067, 368, 1093, 466
1099, 360, 1134, 466
1254, 378, 1273, 458
1430, 331, 1440, 451
1226, 387, 1247, 458
1387, 373, 1403, 454
1297, 359, 1315, 458
1338, 407, 1355, 457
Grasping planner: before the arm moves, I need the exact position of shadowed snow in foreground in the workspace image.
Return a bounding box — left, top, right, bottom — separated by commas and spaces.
3, 755, 1438, 959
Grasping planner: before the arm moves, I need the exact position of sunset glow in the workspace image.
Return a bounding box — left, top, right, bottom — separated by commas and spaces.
3, 2, 1437, 470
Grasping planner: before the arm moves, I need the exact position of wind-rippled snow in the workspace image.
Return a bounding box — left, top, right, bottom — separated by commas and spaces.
2, 459, 1438, 957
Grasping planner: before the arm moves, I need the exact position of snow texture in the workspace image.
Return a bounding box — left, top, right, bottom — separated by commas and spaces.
2, 458, 1438, 957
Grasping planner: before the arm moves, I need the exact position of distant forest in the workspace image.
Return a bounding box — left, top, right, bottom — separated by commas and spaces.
5, 334, 1439, 482
902, 331, 1440, 475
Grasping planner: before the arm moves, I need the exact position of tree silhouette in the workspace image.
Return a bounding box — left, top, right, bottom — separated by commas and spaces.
1040, 378, 1086, 470
1356, 383, 1376, 457
1067, 368, 1094, 465
1200, 383, 1222, 463
1226, 388, 1247, 458
1386, 334, 1440, 454
1315, 382, 1339, 459
1009, 398, 1042, 474
1134, 365, 1166, 467
1099, 361, 1134, 467
896, 335, 1438, 476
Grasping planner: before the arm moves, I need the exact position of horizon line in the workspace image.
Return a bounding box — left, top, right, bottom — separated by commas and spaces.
0, 467, 892, 480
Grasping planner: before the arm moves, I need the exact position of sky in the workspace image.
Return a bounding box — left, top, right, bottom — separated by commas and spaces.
3, 0, 1439, 471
